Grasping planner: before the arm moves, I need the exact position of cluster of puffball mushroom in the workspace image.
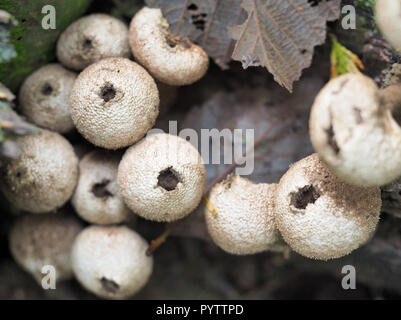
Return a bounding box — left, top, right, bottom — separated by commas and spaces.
0, 2, 400, 299
1, 7, 209, 299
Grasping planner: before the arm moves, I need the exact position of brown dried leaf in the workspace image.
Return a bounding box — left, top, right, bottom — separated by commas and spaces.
182, 83, 319, 185
146, 0, 340, 90
145, 0, 246, 69
228, 0, 341, 91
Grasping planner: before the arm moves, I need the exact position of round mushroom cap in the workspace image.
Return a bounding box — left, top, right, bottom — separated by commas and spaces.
275, 153, 381, 260
118, 133, 206, 222
9, 212, 83, 283
205, 175, 283, 255
70, 57, 159, 149
376, 0, 401, 51
309, 73, 401, 187
0, 130, 78, 213
57, 14, 130, 71
71, 225, 153, 299
19, 64, 76, 133
129, 7, 209, 86
72, 150, 131, 225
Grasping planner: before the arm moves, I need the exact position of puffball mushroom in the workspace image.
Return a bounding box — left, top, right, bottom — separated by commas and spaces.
70, 57, 159, 149
0, 130, 78, 213
205, 175, 284, 255
9, 212, 83, 283
129, 7, 209, 86
275, 153, 381, 260
72, 150, 131, 225
71, 225, 153, 299
57, 14, 130, 71
19, 64, 76, 133
309, 73, 401, 187
118, 133, 206, 222
376, 0, 401, 51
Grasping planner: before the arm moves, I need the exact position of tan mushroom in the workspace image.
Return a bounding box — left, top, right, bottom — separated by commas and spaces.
0, 130, 78, 213
9, 212, 83, 283
205, 175, 285, 255
71, 225, 153, 299
72, 150, 131, 225
70, 57, 159, 150
275, 154, 381, 260
376, 0, 401, 51
309, 73, 401, 187
19, 64, 76, 133
57, 14, 130, 71
118, 133, 206, 222
129, 7, 209, 86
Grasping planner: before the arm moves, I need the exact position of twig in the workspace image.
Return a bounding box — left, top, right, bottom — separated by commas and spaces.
146, 222, 178, 256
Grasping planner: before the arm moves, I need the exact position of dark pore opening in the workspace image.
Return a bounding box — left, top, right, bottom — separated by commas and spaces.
99, 83, 116, 102
92, 179, 113, 198
326, 124, 340, 155
290, 185, 320, 210
82, 38, 92, 49
166, 36, 191, 49
41, 83, 53, 95
166, 37, 177, 48
100, 277, 119, 293
157, 167, 180, 191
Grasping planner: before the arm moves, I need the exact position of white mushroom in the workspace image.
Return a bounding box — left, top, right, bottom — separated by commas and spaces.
205, 175, 285, 255
69, 57, 159, 150
9, 212, 83, 283
57, 14, 130, 71
0, 130, 78, 213
19, 64, 76, 133
72, 150, 131, 225
129, 7, 209, 86
71, 225, 153, 299
376, 0, 401, 51
275, 153, 382, 260
309, 73, 401, 187
118, 133, 206, 222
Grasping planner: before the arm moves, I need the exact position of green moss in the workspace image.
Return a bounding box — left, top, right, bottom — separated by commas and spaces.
0, 0, 92, 92
358, 0, 375, 10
